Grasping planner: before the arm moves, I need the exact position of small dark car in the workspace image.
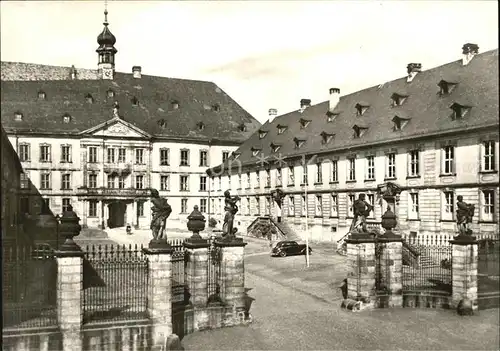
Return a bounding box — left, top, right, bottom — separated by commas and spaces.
271, 240, 312, 257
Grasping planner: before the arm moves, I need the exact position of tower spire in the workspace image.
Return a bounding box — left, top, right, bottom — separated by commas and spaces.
104, 0, 109, 25
96, 0, 117, 80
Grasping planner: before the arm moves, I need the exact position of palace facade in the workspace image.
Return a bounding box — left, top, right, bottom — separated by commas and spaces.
208, 44, 499, 242
1, 11, 260, 230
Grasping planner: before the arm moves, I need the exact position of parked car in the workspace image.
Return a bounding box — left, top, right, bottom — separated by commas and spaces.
271, 241, 312, 257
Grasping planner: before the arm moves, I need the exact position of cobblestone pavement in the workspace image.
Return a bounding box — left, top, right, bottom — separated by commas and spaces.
183, 248, 500, 351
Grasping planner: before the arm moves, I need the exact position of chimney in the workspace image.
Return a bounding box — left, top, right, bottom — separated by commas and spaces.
300, 99, 311, 112
329, 88, 340, 111
268, 108, 278, 122
462, 43, 479, 66
132, 66, 142, 78
406, 63, 422, 83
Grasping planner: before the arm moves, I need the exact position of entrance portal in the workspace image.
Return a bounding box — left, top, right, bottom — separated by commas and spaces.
108, 201, 126, 228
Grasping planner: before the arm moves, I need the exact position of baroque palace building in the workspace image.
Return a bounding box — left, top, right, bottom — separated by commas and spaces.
1, 10, 260, 230
208, 44, 499, 242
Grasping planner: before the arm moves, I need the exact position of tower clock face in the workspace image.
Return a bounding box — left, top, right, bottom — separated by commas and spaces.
103, 69, 113, 79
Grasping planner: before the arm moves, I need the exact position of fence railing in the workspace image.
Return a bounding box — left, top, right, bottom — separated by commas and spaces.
2, 245, 58, 330
169, 239, 187, 304
82, 244, 149, 324
478, 239, 500, 309
207, 239, 223, 303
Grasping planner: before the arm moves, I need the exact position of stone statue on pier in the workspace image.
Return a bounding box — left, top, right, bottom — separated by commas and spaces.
349, 193, 373, 233
222, 190, 240, 239
150, 188, 172, 241
456, 195, 474, 235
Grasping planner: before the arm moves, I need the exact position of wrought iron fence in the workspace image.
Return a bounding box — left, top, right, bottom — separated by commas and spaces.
82, 244, 148, 324
478, 239, 500, 309
169, 239, 187, 304
207, 239, 223, 303
374, 241, 391, 307
2, 245, 58, 329
402, 245, 452, 296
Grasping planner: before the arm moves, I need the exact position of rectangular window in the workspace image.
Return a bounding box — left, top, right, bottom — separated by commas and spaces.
135, 148, 144, 164
218, 176, 222, 190
347, 158, 356, 181
302, 195, 307, 216
246, 197, 251, 215
222, 151, 230, 163
366, 194, 375, 218
315, 195, 322, 216
19, 143, 30, 162
266, 169, 271, 187
107, 175, 116, 188
442, 191, 454, 221
61, 173, 71, 190
302, 165, 308, 185
89, 200, 98, 217
118, 176, 125, 189
199, 150, 208, 167
246, 172, 251, 188
61, 145, 72, 162
316, 163, 322, 183
88, 174, 97, 188
238, 174, 242, 189
160, 175, 169, 191
409, 193, 419, 219
330, 160, 338, 182
40, 144, 51, 162
482, 141, 496, 172
348, 194, 355, 217
386, 153, 396, 179
160, 148, 170, 166
218, 198, 222, 214
118, 148, 126, 163
366, 156, 375, 180
20, 172, 30, 189
265, 197, 271, 215
481, 190, 495, 222
211, 199, 215, 214
288, 166, 295, 185
276, 168, 282, 186
330, 194, 338, 217
442, 146, 455, 175
181, 199, 188, 213
255, 197, 260, 214
288, 196, 295, 216
42, 198, 50, 212
180, 150, 190, 166
255, 172, 260, 188
180, 175, 189, 191
200, 176, 207, 191
200, 198, 207, 213
137, 202, 144, 217
62, 198, 71, 212
88, 146, 97, 163
135, 175, 144, 189
408, 150, 420, 177
40, 173, 51, 189
107, 148, 115, 163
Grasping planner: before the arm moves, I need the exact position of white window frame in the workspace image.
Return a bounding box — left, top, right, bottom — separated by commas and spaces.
266, 169, 271, 187
408, 192, 419, 220
288, 166, 295, 185
288, 196, 295, 216
302, 165, 308, 185
255, 197, 260, 214
276, 168, 282, 186
40, 144, 51, 162
366, 194, 375, 219
160, 148, 170, 166
200, 176, 207, 191
88, 146, 98, 163
246, 172, 251, 188
315, 195, 322, 216
442, 191, 454, 221
135, 148, 145, 165
135, 175, 144, 189
88, 200, 98, 217
347, 194, 355, 218
330, 194, 338, 217
88, 174, 97, 188
330, 160, 338, 183
180, 175, 189, 191
301, 195, 307, 216
107, 174, 116, 188
347, 158, 356, 181
118, 175, 125, 189
107, 147, 116, 163
180, 149, 190, 166
199, 150, 208, 167
160, 175, 170, 191
61, 173, 71, 190
181, 198, 188, 213
200, 198, 207, 213
61, 145, 72, 163
482, 141, 496, 172
62, 198, 71, 212
19, 143, 30, 162
246, 197, 251, 215
40, 172, 51, 189
481, 189, 495, 222
386, 153, 396, 179
408, 150, 420, 177
442, 145, 455, 175
118, 148, 126, 163
366, 156, 375, 180
316, 163, 322, 184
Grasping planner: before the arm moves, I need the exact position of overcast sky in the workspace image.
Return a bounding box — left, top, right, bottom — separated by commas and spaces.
1, 1, 498, 123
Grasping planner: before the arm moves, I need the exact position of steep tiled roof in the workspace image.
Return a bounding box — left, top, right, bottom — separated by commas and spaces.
1, 62, 260, 143
211, 48, 498, 172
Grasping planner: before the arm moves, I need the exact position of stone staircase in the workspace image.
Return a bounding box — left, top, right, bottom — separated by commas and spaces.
270, 218, 302, 241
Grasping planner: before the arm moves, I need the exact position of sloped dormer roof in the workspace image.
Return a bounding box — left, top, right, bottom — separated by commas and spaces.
209, 49, 498, 174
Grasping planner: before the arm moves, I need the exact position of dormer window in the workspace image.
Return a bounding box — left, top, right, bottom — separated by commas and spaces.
270, 143, 282, 153
171, 100, 179, 109
38, 91, 46, 100
299, 118, 311, 129
232, 152, 241, 160
251, 147, 261, 157
238, 123, 247, 132
14, 111, 23, 121
320, 131, 335, 144
392, 116, 411, 131
353, 124, 368, 138
62, 113, 72, 123
391, 93, 408, 107
212, 103, 220, 112
277, 124, 288, 134
107, 89, 115, 98
326, 111, 339, 122
157, 118, 167, 128
438, 80, 457, 95
85, 93, 94, 104
450, 103, 471, 120
294, 138, 305, 149
355, 103, 369, 116
259, 130, 268, 139
197, 122, 205, 131
131, 96, 139, 106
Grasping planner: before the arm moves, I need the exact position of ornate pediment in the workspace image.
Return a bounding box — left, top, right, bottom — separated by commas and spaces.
83, 118, 150, 138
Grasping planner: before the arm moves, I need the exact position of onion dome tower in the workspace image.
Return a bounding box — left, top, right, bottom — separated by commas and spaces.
96, 4, 117, 80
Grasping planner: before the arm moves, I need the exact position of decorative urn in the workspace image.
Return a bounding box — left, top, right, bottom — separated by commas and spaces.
58, 205, 82, 251
381, 206, 398, 237
187, 205, 206, 240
